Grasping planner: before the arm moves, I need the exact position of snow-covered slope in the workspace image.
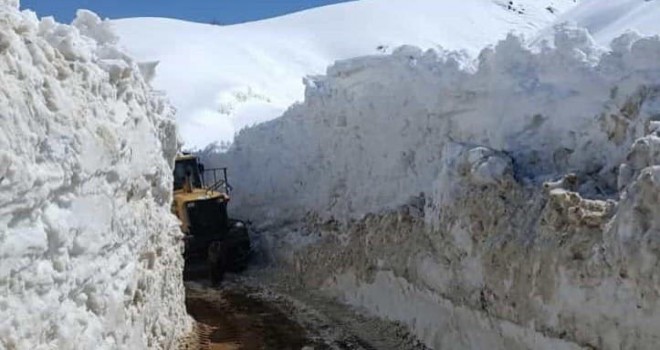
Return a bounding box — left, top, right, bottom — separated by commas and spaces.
212, 25, 660, 349
546, 0, 660, 45
0, 4, 190, 349
112, 0, 578, 148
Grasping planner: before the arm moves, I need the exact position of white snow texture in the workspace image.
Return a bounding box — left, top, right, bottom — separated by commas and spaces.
0, 3, 190, 350
548, 0, 660, 44
112, 0, 579, 148
218, 23, 660, 350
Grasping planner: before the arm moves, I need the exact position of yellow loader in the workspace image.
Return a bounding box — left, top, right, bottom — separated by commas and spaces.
172, 153, 250, 284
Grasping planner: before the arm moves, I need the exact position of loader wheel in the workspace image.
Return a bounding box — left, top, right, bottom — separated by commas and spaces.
208, 242, 227, 286
226, 224, 251, 273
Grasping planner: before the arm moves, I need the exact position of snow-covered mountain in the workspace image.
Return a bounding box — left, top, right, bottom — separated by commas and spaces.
533, 0, 660, 47
112, 0, 579, 148
554, 0, 660, 44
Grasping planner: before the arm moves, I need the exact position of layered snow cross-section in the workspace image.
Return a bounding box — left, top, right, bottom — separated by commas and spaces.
0, 3, 190, 349
216, 25, 660, 349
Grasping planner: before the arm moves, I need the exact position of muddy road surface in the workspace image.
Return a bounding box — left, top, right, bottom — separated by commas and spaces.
187, 286, 317, 350
185, 275, 428, 350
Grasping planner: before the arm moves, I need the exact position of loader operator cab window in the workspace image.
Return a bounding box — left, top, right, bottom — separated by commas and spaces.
173, 158, 203, 190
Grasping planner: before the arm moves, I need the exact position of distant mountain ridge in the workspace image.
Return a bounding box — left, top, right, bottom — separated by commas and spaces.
112, 0, 579, 148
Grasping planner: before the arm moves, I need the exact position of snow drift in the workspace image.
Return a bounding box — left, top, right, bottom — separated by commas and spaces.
545, 0, 660, 45
0, 3, 190, 349
112, 0, 579, 148
216, 25, 660, 349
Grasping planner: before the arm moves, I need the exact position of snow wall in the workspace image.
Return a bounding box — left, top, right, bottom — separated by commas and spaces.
217, 26, 660, 350
0, 3, 191, 349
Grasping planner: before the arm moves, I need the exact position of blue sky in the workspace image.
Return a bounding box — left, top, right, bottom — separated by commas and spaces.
20, 0, 354, 24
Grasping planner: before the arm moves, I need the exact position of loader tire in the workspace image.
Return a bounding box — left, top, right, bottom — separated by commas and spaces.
208, 242, 227, 286
226, 224, 251, 273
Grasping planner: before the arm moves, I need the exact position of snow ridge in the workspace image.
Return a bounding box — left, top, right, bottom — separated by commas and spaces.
0, 5, 190, 350
544, 0, 660, 45
112, 0, 579, 148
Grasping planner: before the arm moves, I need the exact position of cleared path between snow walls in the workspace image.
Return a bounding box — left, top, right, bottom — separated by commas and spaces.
0, 3, 191, 349
218, 27, 660, 350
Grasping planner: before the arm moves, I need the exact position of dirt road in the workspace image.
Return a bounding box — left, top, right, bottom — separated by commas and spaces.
185, 275, 427, 350
186, 285, 318, 350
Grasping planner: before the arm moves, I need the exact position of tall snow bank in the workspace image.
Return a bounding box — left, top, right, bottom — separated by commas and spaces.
0, 5, 190, 349
224, 26, 659, 224
217, 26, 660, 349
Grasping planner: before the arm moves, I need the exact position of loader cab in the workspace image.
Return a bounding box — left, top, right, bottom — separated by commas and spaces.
172, 154, 229, 237
173, 155, 204, 190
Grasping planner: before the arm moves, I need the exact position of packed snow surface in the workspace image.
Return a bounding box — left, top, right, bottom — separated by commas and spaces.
547, 0, 660, 44
0, 3, 190, 349
112, 0, 579, 148
214, 24, 660, 349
